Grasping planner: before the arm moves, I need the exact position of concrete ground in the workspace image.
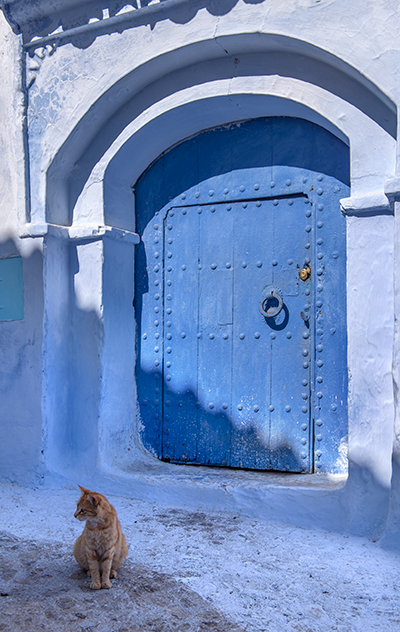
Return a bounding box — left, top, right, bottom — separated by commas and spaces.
0, 483, 399, 632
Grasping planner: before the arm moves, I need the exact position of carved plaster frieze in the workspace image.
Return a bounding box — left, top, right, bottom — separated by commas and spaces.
26, 44, 57, 89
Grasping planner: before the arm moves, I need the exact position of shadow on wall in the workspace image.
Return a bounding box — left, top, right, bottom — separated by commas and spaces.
0, 236, 396, 544
67, 243, 103, 470
46, 42, 395, 226
0, 234, 112, 484
134, 361, 394, 541
132, 117, 350, 233
12, 0, 266, 47
137, 368, 307, 473
0, 239, 394, 544
0, 238, 44, 485
380, 455, 400, 549
43, 235, 137, 479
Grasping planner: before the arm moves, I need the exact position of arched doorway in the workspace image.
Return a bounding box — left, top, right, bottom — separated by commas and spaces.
135, 117, 349, 473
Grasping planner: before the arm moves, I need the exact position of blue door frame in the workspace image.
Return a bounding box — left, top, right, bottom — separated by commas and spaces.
135, 117, 349, 473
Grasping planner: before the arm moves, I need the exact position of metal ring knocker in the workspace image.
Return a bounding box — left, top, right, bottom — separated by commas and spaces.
259, 287, 284, 318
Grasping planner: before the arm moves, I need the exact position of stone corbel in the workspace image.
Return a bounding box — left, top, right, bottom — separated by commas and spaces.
384, 176, 400, 203
340, 191, 393, 216
19, 222, 140, 244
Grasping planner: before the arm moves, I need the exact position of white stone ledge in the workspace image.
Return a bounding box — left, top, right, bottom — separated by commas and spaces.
20, 223, 140, 243
340, 191, 392, 215
19, 222, 68, 239
384, 176, 400, 201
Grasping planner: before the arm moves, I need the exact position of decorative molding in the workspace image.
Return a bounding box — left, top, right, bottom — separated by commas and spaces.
340, 191, 393, 216
2, 1, 266, 53
26, 44, 57, 88
1, 1, 165, 51
20, 222, 140, 243
1, 1, 157, 39
0, 0, 226, 53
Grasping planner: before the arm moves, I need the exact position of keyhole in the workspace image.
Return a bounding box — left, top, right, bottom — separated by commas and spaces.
299, 266, 311, 281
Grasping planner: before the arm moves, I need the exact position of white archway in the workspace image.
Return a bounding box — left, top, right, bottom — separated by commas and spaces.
39, 34, 396, 538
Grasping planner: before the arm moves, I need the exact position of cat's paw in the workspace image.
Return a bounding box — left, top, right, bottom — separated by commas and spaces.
101, 580, 112, 589
110, 570, 117, 578
90, 581, 102, 590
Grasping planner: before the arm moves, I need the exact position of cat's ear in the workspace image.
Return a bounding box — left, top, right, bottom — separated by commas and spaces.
87, 494, 99, 507
78, 485, 90, 495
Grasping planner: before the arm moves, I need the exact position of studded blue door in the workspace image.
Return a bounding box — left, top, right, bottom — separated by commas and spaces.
161, 197, 312, 471
135, 117, 350, 473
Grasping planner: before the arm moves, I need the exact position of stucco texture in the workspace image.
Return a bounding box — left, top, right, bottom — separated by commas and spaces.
0, 1, 399, 544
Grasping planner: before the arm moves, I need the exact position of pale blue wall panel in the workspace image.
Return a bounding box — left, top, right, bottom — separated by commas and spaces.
0, 256, 24, 321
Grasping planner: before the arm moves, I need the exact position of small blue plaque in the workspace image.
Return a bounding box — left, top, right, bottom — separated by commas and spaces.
0, 256, 24, 321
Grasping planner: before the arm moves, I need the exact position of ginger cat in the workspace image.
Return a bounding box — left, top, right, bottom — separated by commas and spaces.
73, 486, 128, 590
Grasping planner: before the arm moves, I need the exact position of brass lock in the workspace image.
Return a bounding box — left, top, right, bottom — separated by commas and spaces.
299, 266, 311, 281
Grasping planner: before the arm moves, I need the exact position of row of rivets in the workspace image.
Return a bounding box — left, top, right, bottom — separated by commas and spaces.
182, 198, 307, 213
315, 188, 324, 467
302, 191, 311, 438
178, 260, 300, 269
144, 331, 311, 341
201, 199, 306, 211
179, 177, 324, 200
160, 401, 308, 415
176, 178, 324, 206
232, 402, 307, 415
299, 196, 312, 459
150, 222, 163, 394
156, 389, 312, 417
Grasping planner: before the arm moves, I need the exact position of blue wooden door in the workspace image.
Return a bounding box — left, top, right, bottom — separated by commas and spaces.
135, 117, 349, 473
162, 197, 312, 471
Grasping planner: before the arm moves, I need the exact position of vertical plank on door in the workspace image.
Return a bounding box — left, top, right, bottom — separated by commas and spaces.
197, 204, 234, 466
231, 201, 274, 469
269, 196, 311, 472
162, 207, 199, 462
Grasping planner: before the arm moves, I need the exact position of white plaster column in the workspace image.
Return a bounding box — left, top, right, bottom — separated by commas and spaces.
381, 188, 400, 547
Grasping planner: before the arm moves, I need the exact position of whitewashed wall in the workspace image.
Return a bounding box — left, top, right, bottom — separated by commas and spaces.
0, 13, 44, 483
0, 0, 399, 542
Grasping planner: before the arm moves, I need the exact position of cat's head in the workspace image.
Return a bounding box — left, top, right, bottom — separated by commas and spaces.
74, 485, 105, 521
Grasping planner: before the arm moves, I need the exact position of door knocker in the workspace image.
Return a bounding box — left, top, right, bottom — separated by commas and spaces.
259, 286, 284, 318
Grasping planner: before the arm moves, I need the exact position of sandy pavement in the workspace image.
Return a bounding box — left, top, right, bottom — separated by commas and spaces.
0, 483, 399, 631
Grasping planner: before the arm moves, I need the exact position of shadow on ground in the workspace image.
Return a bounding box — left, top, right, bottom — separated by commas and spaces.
0, 532, 244, 632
